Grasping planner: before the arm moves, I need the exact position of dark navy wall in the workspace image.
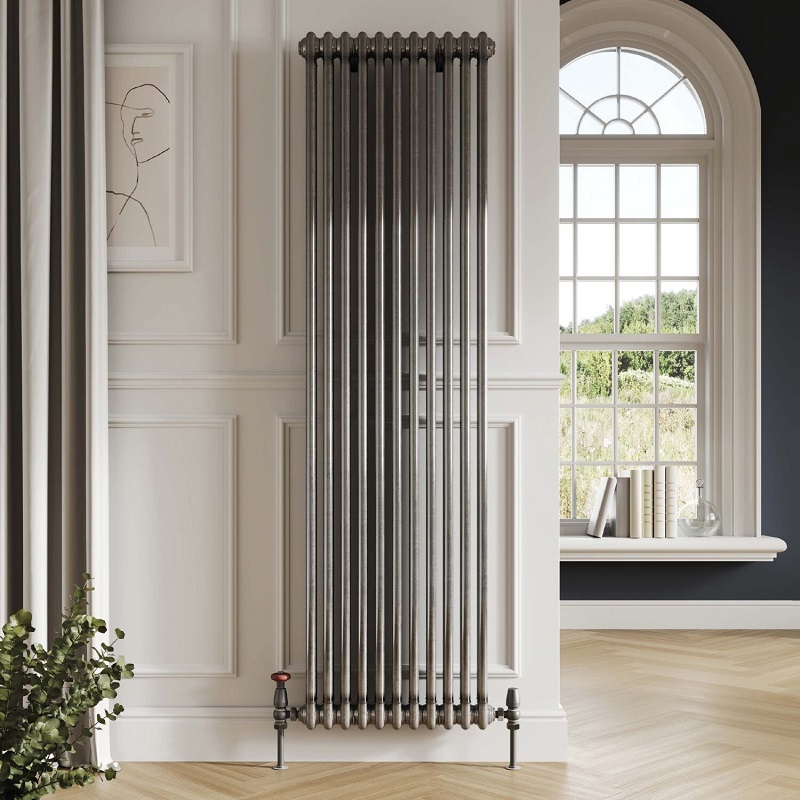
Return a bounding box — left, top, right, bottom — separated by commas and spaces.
560, 0, 800, 600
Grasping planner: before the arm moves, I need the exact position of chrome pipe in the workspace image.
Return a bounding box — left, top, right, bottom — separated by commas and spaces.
321, 32, 335, 732
408, 30, 421, 732
303, 31, 318, 731
356, 31, 369, 731
374, 31, 387, 731
339, 31, 352, 730
476, 31, 490, 730
442, 31, 455, 732
424, 30, 438, 732
458, 31, 472, 731
390, 31, 404, 731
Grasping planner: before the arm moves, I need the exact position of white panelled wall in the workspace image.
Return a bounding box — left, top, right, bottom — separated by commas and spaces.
106, 0, 564, 761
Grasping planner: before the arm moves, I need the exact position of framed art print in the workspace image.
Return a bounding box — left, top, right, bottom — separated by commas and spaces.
105, 44, 192, 271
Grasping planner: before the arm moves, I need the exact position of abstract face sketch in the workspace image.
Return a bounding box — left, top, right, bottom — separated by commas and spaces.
119, 84, 170, 164
105, 47, 191, 270
105, 71, 171, 248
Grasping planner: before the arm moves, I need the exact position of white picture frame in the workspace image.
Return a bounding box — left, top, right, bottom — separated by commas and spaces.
105, 44, 192, 272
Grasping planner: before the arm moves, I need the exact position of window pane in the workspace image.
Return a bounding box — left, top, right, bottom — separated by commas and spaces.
659, 350, 696, 403
619, 166, 656, 218
661, 223, 699, 276
632, 113, 659, 135
560, 466, 573, 519
661, 281, 698, 333
559, 281, 574, 334
620, 49, 682, 107
577, 115, 604, 135
560, 408, 572, 461
577, 281, 614, 333
659, 407, 696, 461
559, 350, 572, 403
559, 93, 583, 135
617, 408, 655, 461
619, 98, 648, 125
560, 223, 574, 276
560, 49, 617, 109
675, 465, 697, 512
577, 225, 615, 275
619, 224, 656, 275
576, 465, 613, 518
661, 165, 699, 218
619, 282, 656, 334
576, 407, 614, 462
605, 119, 633, 135
560, 165, 574, 217
576, 350, 612, 403
651, 80, 706, 134
577, 166, 615, 218
592, 97, 620, 126
618, 351, 654, 403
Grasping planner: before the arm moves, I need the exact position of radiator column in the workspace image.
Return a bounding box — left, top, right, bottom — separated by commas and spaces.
441, 30, 455, 733
374, 31, 387, 732
303, 30, 318, 732
339, 31, 352, 732
407, 30, 421, 732
424, 30, 438, 733
321, 31, 335, 732
476, 30, 490, 731
458, 30, 472, 732
390, 31, 404, 732
356, 31, 369, 732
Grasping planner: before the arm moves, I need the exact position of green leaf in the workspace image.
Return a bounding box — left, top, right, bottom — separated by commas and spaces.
114, 627, 125, 639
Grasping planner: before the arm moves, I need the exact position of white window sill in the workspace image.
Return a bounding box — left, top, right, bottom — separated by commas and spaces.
560, 535, 787, 562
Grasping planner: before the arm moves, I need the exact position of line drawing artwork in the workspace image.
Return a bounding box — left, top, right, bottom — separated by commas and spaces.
105, 77, 170, 247
105, 46, 191, 270
106, 83, 170, 247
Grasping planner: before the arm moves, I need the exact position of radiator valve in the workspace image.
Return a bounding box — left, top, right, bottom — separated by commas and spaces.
271, 671, 291, 770
505, 687, 521, 770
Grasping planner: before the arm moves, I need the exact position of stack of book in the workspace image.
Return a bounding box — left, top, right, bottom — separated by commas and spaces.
587, 468, 679, 538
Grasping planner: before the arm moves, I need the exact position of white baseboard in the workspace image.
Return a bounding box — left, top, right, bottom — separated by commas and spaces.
113, 706, 568, 762
561, 600, 800, 629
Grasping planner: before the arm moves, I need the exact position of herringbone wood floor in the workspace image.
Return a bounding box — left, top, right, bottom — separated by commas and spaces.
63, 631, 800, 800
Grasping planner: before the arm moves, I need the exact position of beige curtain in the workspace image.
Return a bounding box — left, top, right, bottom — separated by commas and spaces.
0, 0, 111, 766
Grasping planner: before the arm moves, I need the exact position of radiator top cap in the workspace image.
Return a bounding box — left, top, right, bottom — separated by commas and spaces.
271, 671, 291, 683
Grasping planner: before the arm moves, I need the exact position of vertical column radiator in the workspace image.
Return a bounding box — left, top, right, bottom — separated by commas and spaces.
272, 31, 520, 768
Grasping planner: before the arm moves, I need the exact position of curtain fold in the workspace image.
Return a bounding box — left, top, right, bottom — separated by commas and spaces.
1, 0, 111, 766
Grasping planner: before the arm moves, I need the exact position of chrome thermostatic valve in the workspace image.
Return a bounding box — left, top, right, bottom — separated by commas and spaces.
504, 687, 521, 770
271, 671, 291, 770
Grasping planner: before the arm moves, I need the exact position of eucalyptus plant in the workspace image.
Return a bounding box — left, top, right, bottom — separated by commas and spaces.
0, 575, 134, 799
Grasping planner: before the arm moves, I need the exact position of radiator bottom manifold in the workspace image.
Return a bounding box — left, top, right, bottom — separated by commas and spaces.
270, 672, 521, 770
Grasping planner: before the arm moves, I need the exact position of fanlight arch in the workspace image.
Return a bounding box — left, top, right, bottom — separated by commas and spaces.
560, 47, 707, 135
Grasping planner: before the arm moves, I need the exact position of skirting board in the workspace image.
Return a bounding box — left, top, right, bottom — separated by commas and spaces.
112, 707, 567, 762
561, 600, 800, 630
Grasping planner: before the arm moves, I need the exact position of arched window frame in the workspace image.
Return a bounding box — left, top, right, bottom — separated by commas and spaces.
560, 0, 761, 537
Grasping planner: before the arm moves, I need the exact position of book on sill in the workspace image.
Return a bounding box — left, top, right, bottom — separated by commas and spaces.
611, 473, 630, 538
587, 476, 617, 538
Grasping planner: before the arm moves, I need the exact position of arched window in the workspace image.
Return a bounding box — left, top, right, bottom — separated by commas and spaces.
559, 0, 760, 538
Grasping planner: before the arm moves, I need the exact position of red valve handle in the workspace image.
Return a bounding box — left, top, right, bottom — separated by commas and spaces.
271, 671, 291, 683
